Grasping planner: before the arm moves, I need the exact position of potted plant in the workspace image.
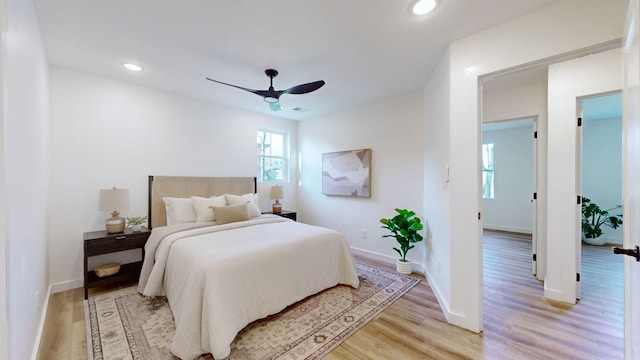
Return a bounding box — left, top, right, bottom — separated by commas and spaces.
581, 196, 623, 245
126, 216, 148, 232
380, 208, 424, 274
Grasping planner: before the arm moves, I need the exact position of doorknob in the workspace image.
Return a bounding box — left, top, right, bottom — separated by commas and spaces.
612, 245, 640, 262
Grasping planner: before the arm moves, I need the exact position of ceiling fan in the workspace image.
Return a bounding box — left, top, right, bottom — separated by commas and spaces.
206, 69, 325, 111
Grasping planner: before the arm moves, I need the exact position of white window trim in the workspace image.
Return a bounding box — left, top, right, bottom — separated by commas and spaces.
257, 128, 290, 183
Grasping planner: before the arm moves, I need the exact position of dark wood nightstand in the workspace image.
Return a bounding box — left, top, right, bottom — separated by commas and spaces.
263, 210, 297, 221
83, 227, 151, 299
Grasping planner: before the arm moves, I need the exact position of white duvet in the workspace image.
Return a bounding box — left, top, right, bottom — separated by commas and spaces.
138, 215, 359, 360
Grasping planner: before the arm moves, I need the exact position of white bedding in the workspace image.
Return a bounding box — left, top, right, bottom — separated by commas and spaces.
138, 215, 359, 360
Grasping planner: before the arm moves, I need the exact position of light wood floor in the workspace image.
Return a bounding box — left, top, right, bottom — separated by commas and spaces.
38, 231, 624, 359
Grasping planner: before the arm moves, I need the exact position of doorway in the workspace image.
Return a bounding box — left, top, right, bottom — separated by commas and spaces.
481, 117, 536, 237
580, 92, 624, 246
578, 92, 625, 308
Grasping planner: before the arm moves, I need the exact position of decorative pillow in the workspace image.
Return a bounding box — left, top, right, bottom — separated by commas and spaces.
191, 195, 227, 222
212, 203, 250, 225
225, 193, 261, 217
162, 197, 197, 225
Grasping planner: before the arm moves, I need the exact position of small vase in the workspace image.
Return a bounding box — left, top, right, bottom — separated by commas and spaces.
132, 224, 142, 232
396, 259, 412, 274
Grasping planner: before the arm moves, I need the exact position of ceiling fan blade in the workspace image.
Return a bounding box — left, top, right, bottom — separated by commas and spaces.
269, 102, 282, 111
283, 80, 326, 95
207, 70, 324, 107
205, 77, 262, 95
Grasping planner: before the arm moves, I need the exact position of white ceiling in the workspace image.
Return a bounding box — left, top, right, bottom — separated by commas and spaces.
34, 0, 561, 120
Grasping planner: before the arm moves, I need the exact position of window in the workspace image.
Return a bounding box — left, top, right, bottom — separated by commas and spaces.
482, 143, 495, 199
257, 128, 289, 182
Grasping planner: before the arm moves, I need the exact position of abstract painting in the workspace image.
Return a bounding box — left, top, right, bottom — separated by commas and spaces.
322, 149, 371, 197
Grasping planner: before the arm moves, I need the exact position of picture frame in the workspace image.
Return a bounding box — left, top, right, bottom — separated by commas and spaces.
322, 148, 371, 197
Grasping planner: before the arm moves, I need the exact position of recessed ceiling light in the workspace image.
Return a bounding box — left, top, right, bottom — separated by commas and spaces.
411, 0, 437, 15
122, 63, 143, 72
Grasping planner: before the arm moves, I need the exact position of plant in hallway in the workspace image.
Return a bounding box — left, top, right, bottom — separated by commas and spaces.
581, 196, 623, 244
380, 208, 424, 274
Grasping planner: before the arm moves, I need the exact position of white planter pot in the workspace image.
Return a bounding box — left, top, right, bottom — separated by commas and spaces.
132, 224, 142, 232
396, 259, 412, 274
582, 233, 606, 246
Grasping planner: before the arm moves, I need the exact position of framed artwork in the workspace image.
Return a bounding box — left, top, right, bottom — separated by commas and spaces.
322, 148, 371, 197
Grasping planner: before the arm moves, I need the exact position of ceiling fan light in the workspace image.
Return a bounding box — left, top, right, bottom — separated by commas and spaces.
269, 102, 282, 111
412, 0, 437, 15
264, 96, 279, 103
122, 63, 143, 71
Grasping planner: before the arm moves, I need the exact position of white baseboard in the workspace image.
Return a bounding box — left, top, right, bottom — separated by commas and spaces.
351, 247, 454, 323
30, 285, 52, 360
422, 268, 451, 321
349, 247, 425, 276
51, 278, 83, 294
483, 224, 532, 234
353, 247, 475, 333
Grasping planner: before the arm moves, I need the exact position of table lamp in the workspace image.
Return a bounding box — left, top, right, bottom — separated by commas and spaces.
270, 185, 283, 214
98, 187, 130, 233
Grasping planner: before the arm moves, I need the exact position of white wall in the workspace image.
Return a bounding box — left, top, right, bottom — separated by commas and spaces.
483, 80, 548, 122
297, 91, 425, 269
546, 48, 622, 303
428, 0, 626, 331
48, 67, 298, 290
423, 47, 452, 315
582, 117, 623, 244
482, 124, 534, 234
3, 0, 50, 359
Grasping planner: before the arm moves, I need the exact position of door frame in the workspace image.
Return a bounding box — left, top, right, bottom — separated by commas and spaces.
622, 0, 640, 357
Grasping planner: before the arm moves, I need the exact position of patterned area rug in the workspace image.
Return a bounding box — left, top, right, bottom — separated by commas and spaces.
85, 261, 420, 360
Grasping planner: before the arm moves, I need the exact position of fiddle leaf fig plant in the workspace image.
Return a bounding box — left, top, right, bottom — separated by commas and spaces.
581, 197, 623, 239
380, 208, 424, 262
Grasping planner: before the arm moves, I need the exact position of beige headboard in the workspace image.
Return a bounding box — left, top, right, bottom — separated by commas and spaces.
148, 176, 257, 229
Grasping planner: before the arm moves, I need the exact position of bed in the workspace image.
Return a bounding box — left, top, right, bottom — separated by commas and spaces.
137, 176, 359, 360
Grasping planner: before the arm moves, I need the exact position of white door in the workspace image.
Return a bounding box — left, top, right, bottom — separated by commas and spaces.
622, 1, 640, 358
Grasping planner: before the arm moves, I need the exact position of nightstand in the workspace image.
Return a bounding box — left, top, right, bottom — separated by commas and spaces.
83, 227, 151, 299
263, 210, 297, 221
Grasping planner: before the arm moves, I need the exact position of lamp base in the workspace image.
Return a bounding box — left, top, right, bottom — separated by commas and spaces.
105, 211, 125, 233
272, 200, 282, 214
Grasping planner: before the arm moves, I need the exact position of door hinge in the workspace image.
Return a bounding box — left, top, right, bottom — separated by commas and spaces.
577, 195, 582, 204
577, 117, 583, 126
478, 212, 481, 220
533, 192, 537, 200
576, 273, 581, 282
534, 131, 538, 139
533, 254, 537, 261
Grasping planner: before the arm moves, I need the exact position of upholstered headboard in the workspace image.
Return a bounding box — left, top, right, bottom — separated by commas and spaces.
148, 176, 257, 229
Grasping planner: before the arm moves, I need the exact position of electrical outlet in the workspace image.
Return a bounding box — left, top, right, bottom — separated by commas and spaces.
35, 291, 40, 313
361, 230, 367, 239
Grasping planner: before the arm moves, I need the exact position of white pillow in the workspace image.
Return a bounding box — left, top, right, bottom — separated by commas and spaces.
225, 193, 261, 218
191, 195, 227, 222
162, 197, 196, 225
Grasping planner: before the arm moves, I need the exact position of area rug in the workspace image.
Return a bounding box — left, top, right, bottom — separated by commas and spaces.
85, 261, 420, 360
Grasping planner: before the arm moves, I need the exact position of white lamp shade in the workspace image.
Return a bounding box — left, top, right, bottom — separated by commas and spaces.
270, 185, 284, 200
98, 188, 130, 212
